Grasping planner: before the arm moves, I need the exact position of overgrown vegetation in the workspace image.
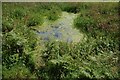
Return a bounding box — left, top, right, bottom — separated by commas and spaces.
2, 2, 119, 80
39, 38, 119, 79
27, 14, 43, 27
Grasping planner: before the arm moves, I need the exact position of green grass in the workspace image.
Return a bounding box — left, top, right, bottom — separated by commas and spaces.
2, 2, 119, 80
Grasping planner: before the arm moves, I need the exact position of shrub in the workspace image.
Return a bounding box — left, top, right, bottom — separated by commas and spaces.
11, 8, 26, 19
38, 59, 68, 80
27, 14, 43, 27
2, 63, 36, 79
2, 23, 39, 73
59, 3, 90, 13
74, 15, 97, 34
62, 5, 80, 13
39, 40, 119, 79
2, 18, 14, 33
47, 6, 61, 21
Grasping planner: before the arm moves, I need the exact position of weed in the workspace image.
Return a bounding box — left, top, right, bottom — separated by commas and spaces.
47, 6, 62, 21
11, 8, 26, 19
2, 19, 13, 33
27, 14, 43, 27
74, 15, 97, 35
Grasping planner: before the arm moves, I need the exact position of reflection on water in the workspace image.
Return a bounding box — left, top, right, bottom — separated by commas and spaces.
37, 12, 84, 43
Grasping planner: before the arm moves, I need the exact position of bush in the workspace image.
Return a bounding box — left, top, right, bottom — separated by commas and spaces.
47, 6, 61, 21
2, 21, 13, 33
39, 39, 119, 79
11, 8, 26, 19
27, 14, 43, 27
2, 63, 36, 79
38, 59, 68, 80
62, 5, 80, 13
74, 15, 97, 34
2, 23, 39, 76
58, 3, 90, 13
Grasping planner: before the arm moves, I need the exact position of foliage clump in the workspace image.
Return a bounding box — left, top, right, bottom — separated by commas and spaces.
74, 15, 97, 34
47, 6, 61, 21
27, 14, 43, 27
38, 39, 119, 79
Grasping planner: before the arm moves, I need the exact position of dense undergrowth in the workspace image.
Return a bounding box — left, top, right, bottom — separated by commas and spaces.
2, 2, 120, 79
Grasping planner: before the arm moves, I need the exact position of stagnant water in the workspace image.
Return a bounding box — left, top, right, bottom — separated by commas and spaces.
37, 12, 84, 43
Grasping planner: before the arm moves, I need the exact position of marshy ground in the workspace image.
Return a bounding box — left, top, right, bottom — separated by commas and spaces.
2, 2, 119, 80
37, 12, 84, 43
